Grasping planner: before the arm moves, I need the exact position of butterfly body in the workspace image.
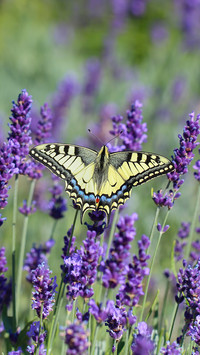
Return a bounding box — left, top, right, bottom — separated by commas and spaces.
30, 143, 174, 223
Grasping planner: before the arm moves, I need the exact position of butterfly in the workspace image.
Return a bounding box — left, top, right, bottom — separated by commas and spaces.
29, 143, 174, 224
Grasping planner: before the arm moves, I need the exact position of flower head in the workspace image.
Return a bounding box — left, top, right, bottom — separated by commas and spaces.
108, 101, 147, 152
167, 112, 200, 190
117, 234, 150, 307
24, 239, 55, 283
101, 213, 138, 289
193, 154, 200, 181
65, 322, 89, 355
19, 200, 36, 216
7, 89, 32, 174
31, 262, 57, 319
48, 175, 67, 219
51, 75, 79, 139
160, 341, 182, 354
62, 230, 102, 304
27, 321, 46, 354
0, 247, 12, 313
26, 102, 53, 180
131, 322, 154, 355
105, 300, 127, 341
0, 141, 17, 208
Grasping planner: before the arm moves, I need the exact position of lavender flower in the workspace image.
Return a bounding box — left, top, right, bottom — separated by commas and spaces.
24, 239, 55, 283
0, 247, 12, 313
65, 322, 89, 355
193, 154, 200, 181
105, 300, 127, 341
82, 58, 102, 113
188, 314, 200, 346
153, 189, 181, 209
191, 239, 200, 263
0, 214, 6, 227
174, 0, 200, 48
154, 112, 200, 208
61, 226, 76, 258
27, 321, 46, 354
31, 262, 57, 319
131, 322, 154, 354
101, 213, 138, 289
160, 341, 182, 354
51, 75, 79, 139
176, 258, 200, 330
0, 141, 17, 208
85, 210, 106, 235
8, 350, 23, 355
62, 230, 102, 304
26, 103, 53, 180
108, 100, 147, 152
117, 234, 150, 307
167, 112, 200, 190
7, 89, 32, 174
88, 299, 109, 323
19, 200, 36, 216
48, 175, 67, 219
174, 222, 190, 261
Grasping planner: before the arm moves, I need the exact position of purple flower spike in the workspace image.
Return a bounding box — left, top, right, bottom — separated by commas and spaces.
0, 141, 18, 208
0, 247, 12, 313
8, 89, 33, 174
105, 300, 127, 341
85, 210, 106, 235
108, 101, 147, 152
101, 213, 138, 289
0, 214, 6, 227
27, 321, 47, 354
48, 175, 67, 219
131, 322, 154, 354
51, 75, 79, 139
176, 258, 200, 327
193, 157, 200, 181
167, 112, 200, 190
26, 102, 53, 180
19, 200, 36, 216
31, 262, 57, 319
34, 103, 52, 145
65, 322, 89, 355
117, 234, 150, 307
153, 190, 174, 209
24, 239, 55, 283
162, 340, 183, 355
62, 230, 102, 304
160, 340, 182, 354
8, 350, 23, 355
187, 314, 200, 346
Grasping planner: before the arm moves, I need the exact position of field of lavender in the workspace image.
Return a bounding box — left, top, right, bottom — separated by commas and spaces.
0, 1, 200, 354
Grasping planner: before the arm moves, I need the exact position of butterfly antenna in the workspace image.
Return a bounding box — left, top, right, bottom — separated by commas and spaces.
106, 130, 123, 145
88, 129, 104, 145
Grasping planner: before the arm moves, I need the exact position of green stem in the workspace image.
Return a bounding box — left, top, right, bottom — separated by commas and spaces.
50, 219, 58, 240
148, 207, 160, 250
159, 279, 170, 333
105, 210, 119, 260
168, 302, 179, 342
90, 323, 100, 355
185, 183, 200, 260
140, 210, 170, 322
12, 174, 19, 329
16, 179, 36, 321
